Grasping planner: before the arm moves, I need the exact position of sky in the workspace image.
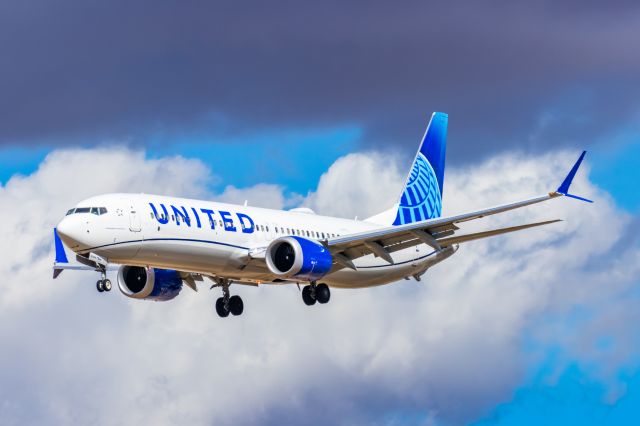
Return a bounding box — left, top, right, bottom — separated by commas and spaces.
0, 1, 639, 425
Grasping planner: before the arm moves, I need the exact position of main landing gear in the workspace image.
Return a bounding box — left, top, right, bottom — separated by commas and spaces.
301, 282, 330, 306
211, 278, 244, 318
96, 270, 112, 293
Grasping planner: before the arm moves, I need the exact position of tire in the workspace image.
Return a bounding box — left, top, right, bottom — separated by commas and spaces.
302, 285, 316, 306
229, 295, 244, 316
96, 280, 104, 292
316, 283, 330, 304
103, 279, 112, 292
215, 297, 230, 317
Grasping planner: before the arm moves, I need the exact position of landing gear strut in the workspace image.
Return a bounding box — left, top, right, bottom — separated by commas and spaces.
211, 278, 244, 317
302, 282, 330, 306
96, 270, 111, 293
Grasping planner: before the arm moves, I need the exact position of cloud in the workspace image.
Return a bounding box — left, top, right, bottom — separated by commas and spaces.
216, 183, 291, 210
304, 151, 404, 219
0, 147, 638, 425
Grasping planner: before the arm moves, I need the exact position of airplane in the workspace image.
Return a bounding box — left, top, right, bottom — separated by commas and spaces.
53, 112, 591, 318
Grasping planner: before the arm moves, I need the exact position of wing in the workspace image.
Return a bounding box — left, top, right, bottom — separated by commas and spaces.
326, 152, 591, 269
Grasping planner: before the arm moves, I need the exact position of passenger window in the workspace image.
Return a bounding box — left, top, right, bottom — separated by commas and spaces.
171, 215, 175, 221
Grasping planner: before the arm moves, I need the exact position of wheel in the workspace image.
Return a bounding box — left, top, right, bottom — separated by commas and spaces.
302, 285, 316, 306
316, 283, 330, 304
229, 295, 244, 316
96, 280, 104, 292
103, 279, 112, 292
215, 297, 230, 317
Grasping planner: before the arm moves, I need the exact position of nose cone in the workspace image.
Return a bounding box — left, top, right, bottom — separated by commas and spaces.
56, 216, 85, 250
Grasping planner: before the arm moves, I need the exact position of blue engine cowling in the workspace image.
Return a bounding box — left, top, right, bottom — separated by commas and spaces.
265, 236, 333, 282
117, 266, 183, 301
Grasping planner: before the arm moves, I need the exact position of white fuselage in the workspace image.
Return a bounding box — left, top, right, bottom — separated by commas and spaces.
57, 193, 448, 288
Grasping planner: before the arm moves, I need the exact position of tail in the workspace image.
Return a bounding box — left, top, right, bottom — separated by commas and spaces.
392, 112, 448, 225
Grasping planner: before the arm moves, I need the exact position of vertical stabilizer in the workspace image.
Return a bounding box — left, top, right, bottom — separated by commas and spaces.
392, 112, 448, 225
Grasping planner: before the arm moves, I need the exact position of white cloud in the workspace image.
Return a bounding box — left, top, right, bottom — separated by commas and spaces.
0, 147, 637, 426
304, 152, 405, 219
216, 183, 289, 210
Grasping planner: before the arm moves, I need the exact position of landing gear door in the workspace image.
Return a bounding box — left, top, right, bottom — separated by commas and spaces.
129, 201, 142, 232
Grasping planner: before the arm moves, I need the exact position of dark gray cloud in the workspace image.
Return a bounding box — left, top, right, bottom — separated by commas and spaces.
1, 1, 639, 161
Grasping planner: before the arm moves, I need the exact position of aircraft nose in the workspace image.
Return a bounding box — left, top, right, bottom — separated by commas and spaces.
56, 216, 84, 249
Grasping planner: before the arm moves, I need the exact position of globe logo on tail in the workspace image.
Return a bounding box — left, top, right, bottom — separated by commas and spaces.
393, 153, 442, 225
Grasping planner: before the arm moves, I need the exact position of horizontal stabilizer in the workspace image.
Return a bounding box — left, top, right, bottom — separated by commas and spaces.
437, 219, 562, 247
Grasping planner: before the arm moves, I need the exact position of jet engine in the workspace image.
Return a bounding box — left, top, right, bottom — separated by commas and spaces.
265, 236, 333, 282
117, 266, 183, 301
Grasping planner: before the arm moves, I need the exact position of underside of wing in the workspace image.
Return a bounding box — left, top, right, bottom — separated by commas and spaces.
436, 219, 561, 246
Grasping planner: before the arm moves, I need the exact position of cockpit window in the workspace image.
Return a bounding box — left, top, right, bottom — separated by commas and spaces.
66, 207, 108, 215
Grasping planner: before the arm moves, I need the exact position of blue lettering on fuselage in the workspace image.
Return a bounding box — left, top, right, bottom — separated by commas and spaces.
237, 213, 255, 233
149, 202, 256, 234
191, 207, 201, 228
200, 208, 216, 229
171, 205, 191, 226
150, 203, 169, 224
219, 211, 237, 232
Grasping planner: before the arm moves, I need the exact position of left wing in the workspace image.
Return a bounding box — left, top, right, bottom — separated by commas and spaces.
326, 152, 590, 269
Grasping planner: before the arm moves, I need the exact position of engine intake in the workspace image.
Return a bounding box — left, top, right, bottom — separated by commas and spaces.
117, 266, 183, 301
265, 236, 333, 282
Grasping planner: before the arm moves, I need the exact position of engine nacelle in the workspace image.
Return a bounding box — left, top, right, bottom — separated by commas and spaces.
265, 236, 333, 282
117, 266, 183, 301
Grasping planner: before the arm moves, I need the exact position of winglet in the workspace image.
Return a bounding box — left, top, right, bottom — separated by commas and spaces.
555, 151, 593, 203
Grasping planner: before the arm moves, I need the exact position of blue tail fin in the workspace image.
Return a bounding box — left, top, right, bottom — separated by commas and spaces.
393, 112, 448, 226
